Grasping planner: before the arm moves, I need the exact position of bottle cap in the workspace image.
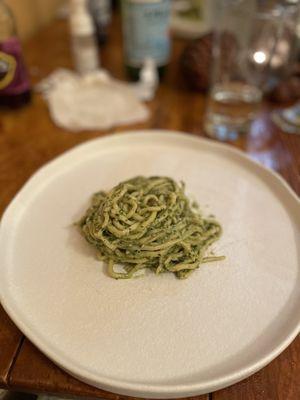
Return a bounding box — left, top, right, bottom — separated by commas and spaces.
70, 0, 95, 36
137, 58, 159, 101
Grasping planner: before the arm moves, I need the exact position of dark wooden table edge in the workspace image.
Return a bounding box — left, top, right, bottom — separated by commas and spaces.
3, 336, 211, 399
0, 337, 24, 389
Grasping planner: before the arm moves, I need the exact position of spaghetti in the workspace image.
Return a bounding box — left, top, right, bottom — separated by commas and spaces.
78, 176, 223, 279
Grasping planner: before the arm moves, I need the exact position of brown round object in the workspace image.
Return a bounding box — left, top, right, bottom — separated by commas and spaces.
268, 81, 295, 103
180, 32, 237, 92
268, 63, 300, 103
180, 33, 213, 92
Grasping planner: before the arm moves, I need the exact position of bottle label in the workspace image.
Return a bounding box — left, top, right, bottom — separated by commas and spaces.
122, 0, 171, 67
0, 37, 30, 95
0, 51, 17, 89
73, 42, 99, 74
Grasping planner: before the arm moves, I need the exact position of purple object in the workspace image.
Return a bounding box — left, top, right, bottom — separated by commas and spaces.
0, 37, 30, 96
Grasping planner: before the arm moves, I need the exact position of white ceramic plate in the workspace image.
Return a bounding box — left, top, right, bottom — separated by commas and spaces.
0, 131, 299, 398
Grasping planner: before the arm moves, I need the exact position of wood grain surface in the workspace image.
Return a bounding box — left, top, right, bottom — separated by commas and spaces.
0, 307, 23, 387
0, 10, 299, 400
213, 337, 300, 400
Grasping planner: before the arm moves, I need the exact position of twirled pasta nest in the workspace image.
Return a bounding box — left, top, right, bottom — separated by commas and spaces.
78, 176, 223, 279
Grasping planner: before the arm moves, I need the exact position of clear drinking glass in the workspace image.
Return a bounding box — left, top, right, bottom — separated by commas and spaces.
204, 0, 300, 141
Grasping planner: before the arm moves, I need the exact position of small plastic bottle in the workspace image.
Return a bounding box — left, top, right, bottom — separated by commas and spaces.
70, 0, 100, 75
0, 0, 31, 108
121, 0, 171, 81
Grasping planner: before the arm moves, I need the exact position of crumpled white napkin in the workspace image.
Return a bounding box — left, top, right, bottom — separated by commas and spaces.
36, 69, 150, 132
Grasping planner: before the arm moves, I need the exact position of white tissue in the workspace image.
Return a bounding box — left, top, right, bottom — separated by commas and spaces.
36, 69, 149, 132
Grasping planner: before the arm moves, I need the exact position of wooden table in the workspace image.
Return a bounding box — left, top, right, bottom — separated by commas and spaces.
0, 13, 299, 400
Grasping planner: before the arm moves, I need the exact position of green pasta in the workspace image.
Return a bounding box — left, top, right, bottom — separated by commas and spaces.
78, 176, 224, 279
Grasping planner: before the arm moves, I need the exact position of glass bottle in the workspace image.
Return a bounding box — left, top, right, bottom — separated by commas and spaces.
0, 0, 31, 108
121, 0, 171, 81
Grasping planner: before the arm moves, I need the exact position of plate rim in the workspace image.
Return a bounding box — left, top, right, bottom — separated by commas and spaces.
0, 129, 299, 398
